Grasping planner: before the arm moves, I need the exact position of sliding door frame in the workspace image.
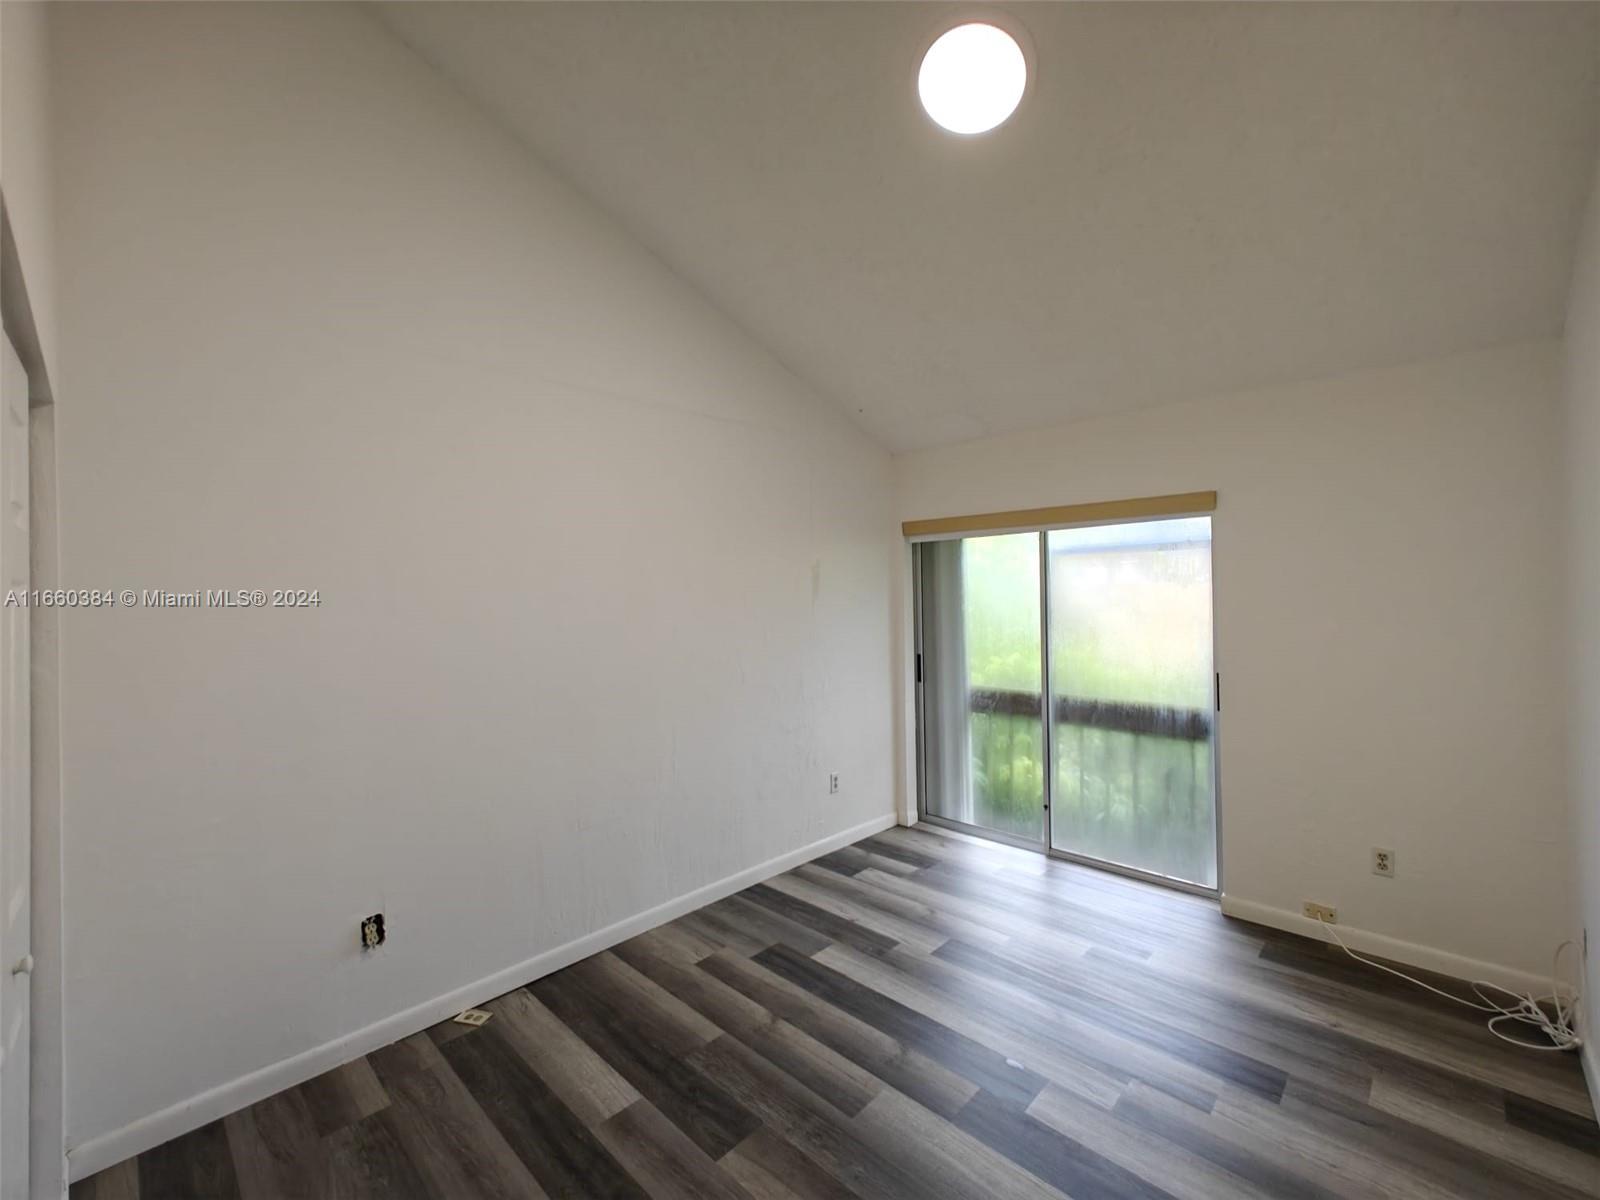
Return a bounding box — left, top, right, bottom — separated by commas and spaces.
911, 541, 1048, 852
911, 504, 1222, 897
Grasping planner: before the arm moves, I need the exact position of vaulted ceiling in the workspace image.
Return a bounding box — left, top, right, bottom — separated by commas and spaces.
378, 2, 1600, 452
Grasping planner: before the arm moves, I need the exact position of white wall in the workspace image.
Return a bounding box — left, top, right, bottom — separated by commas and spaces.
898, 341, 1570, 986
1, 0, 58, 387
1563, 154, 1600, 1106
51, 2, 894, 1168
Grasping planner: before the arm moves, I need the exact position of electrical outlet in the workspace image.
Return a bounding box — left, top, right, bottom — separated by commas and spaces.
828, 772, 840, 794
360, 913, 385, 950
1372, 847, 1394, 877
452, 1008, 492, 1027
1302, 901, 1338, 923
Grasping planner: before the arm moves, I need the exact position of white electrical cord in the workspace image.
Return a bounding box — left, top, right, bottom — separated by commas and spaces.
1316, 918, 1583, 1052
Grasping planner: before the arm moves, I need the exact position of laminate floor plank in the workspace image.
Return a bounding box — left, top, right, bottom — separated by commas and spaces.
1133, 937, 1595, 1112
1368, 1068, 1600, 1194
1026, 1082, 1292, 1200
622, 921, 723, 966
365, 1033, 546, 1200
439, 1028, 649, 1200
531, 962, 763, 1159
807, 848, 873, 879
672, 907, 776, 960
1071, 936, 1449, 1091
719, 1126, 867, 1200
616, 937, 882, 1117
854, 833, 942, 871
296, 1059, 390, 1139
740, 884, 902, 956
594, 1098, 754, 1200
850, 866, 1097, 958
698, 946, 980, 1119
223, 1084, 330, 1200
975, 928, 1389, 1103
76, 823, 1600, 1199
760, 872, 948, 954
1273, 1077, 1599, 1200
858, 935, 1230, 1112
812, 940, 1131, 1111
1507, 1091, 1600, 1153
933, 937, 1291, 1102
699, 894, 834, 958
752, 942, 1048, 1110
69, 1158, 140, 1200
952, 1087, 1178, 1200
611, 937, 775, 1041
137, 1119, 241, 1200
790, 862, 1009, 948
484, 986, 642, 1127
850, 1088, 1071, 1200
323, 1114, 432, 1200
917, 865, 1164, 959
686, 1033, 972, 1200
1111, 1079, 1369, 1200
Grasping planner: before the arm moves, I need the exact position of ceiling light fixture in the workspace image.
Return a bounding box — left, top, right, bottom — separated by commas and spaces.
918, 23, 1027, 136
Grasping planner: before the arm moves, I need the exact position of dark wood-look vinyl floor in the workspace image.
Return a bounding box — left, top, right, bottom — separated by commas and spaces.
75, 824, 1600, 1199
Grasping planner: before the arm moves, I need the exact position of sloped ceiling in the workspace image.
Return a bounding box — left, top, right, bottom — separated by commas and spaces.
378, 2, 1600, 452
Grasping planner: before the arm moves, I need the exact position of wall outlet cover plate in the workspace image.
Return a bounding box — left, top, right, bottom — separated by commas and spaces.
452, 1008, 493, 1027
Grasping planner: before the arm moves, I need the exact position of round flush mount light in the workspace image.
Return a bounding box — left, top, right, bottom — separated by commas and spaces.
918, 22, 1027, 135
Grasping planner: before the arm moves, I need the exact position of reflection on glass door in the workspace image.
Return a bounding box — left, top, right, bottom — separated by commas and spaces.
1047, 518, 1216, 887
916, 516, 1217, 889
917, 533, 1044, 843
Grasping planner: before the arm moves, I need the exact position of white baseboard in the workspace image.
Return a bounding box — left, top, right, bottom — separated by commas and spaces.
67, 811, 898, 1183
1219, 895, 1572, 1001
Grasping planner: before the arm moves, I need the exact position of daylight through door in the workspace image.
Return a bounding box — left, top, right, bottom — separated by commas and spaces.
915, 517, 1217, 890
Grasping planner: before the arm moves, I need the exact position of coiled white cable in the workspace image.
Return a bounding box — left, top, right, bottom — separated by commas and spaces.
1316, 918, 1583, 1052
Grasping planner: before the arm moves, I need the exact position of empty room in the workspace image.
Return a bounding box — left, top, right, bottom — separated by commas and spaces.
1, 1, 1599, 1197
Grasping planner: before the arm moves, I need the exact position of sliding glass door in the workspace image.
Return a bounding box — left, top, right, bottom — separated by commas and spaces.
916, 517, 1217, 889
1046, 518, 1216, 887
917, 533, 1045, 844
